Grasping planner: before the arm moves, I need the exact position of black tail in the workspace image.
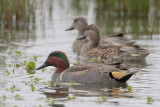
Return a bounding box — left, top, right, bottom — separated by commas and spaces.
109, 72, 134, 83
118, 73, 134, 83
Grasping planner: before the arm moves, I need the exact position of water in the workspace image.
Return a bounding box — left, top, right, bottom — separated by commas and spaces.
0, 0, 160, 107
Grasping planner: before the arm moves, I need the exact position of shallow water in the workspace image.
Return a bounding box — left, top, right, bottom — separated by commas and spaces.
0, 0, 160, 107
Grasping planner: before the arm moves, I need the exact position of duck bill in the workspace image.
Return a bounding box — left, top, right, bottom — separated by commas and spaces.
36, 62, 49, 70
76, 35, 86, 40
65, 26, 75, 31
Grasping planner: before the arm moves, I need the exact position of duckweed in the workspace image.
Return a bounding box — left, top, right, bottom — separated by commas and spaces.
15, 94, 21, 100
147, 97, 153, 104
3, 70, 10, 76
67, 96, 76, 100
15, 51, 22, 54
42, 68, 45, 72
23, 61, 27, 65
127, 86, 132, 93
26, 61, 36, 74
31, 84, 35, 92
70, 82, 74, 85
16, 64, 21, 68
77, 61, 80, 64
2, 95, 6, 101
97, 97, 106, 104
91, 56, 102, 62
34, 56, 38, 61
9, 64, 12, 67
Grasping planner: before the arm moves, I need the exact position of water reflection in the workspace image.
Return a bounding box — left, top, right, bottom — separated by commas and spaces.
0, 0, 160, 107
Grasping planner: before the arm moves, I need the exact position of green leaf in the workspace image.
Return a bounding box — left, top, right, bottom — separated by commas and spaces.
34, 56, 37, 61
31, 84, 35, 92
15, 51, 22, 54
70, 82, 74, 85
147, 97, 153, 104
16, 64, 20, 68
42, 68, 45, 72
26, 61, 36, 74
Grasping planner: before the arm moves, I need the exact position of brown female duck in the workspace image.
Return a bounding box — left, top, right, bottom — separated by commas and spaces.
77, 24, 149, 62
36, 51, 134, 84
66, 17, 134, 55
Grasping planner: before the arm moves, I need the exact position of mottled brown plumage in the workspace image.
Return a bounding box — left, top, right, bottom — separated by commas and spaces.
66, 17, 134, 55
79, 24, 149, 62
36, 51, 134, 84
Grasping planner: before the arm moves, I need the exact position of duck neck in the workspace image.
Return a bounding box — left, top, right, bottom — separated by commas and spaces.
55, 68, 66, 73
78, 29, 85, 37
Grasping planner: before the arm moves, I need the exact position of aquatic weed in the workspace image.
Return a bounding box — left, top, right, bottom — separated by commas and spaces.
147, 97, 153, 104
97, 97, 106, 104
34, 56, 38, 61
70, 82, 74, 85
67, 96, 76, 100
26, 61, 36, 74
15, 51, 22, 54
91, 56, 102, 62
127, 86, 132, 93
31, 84, 35, 92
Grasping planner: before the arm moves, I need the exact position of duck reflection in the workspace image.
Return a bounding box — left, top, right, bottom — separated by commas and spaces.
43, 82, 132, 100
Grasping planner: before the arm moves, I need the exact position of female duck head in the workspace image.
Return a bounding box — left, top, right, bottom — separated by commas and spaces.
66, 17, 88, 36
77, 24, 101, 48
36, 51, 70, 73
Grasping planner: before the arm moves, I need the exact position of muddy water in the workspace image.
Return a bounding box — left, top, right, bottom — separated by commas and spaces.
0, 0, 160, 107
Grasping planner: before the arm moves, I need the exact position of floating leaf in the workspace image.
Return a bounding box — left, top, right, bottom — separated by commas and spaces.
42, 68, 45, 72
31, 84, 35, 92
26, 61, 36, 74
15, 51, 22, 54
16, 64, 20, 68
98, 97, 106, 104
34, 56, 38, 61
70, 82, 74, 85
147, 97, 153, 104
23, 61, 27, 65
91, 56, 102, 62
67, 96, 76, 100
9, 64, 12, 67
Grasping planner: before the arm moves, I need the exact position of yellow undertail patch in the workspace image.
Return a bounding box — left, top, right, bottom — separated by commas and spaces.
112, 71, 126, 80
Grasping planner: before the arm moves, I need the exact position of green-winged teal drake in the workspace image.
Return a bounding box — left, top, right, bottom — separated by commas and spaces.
66, 17, 134, 55
77, 24, 149, 62
36, 51, 134, 84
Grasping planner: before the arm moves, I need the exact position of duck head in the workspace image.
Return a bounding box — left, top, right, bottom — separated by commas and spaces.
36, 51, 70, 73
65, 17, 88, 36
77, 24, 101, 48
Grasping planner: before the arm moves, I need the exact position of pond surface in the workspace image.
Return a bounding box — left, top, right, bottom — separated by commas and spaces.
0, 0, 160, 107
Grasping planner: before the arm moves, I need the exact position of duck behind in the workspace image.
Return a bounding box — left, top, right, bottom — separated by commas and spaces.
77, 24, 149, 62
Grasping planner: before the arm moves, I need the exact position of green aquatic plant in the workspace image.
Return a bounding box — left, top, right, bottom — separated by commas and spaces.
15, 51, 22, 54
91, 56, 102, 62
97, 97, 106, 104
127, 86, 132, 93
34, 56, 38, 61
67, 96, 76, 100
2, 95, 6, 101
26, 61, 36, 74
16, 64, 20, 68
9, 64, 12, 67
70, 82, 74, 85
23, 61, 27, 65
10, 86, 15, 93
42, 68, 45, 72
3, 70, 10, 76
77, 61, 80, 64
15, 94, 22, 100
31, 84, 35, 92
147, 97, 153, 104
